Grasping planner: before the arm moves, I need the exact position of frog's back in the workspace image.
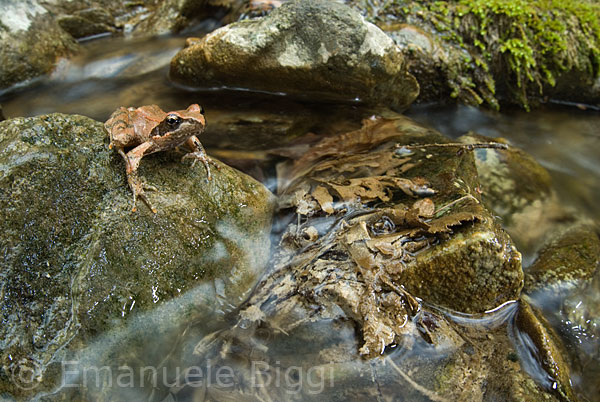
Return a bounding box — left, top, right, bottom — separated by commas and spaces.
105, 106, 157, 148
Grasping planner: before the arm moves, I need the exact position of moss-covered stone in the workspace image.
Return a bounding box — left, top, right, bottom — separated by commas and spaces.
524, 224, 600, 292
0, 113, 274, 398
347, 0, 600, 110
170, 0, 420, 109
516, 298, 576, 402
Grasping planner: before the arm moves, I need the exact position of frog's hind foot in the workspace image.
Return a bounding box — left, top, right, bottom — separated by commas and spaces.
182, 152, 220, 181
128, 174, 158, 213
133, 193, 157, 214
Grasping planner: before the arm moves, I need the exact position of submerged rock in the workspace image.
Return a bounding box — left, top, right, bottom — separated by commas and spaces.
0, 113, 274, 397
166, 114, 572, 401
560, 269, 600, 400
525, 224, 600, 292
514, 299, 576, 402
170, 0, 419, 109
458, 132, 568, 253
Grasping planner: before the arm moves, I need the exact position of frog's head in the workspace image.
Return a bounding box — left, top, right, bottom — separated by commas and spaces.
151, 104, 206, 144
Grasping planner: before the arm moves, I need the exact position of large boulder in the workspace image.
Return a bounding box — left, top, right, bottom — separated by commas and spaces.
170, 0, 420, 109
0, 113, 274, 397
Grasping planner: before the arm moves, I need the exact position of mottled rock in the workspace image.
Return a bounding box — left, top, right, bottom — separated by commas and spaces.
0, 113, 274, 397
170, 0, 419, 109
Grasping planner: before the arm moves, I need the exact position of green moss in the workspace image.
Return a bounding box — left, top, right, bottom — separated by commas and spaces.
351, 0, 600, 110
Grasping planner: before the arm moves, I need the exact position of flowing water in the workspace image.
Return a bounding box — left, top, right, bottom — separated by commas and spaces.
1, 31, 599, 401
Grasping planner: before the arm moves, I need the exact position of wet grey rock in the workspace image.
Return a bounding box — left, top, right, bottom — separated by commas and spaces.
0, 113, 274, 398
170, 0, 420, 109
0, 1, 78, 89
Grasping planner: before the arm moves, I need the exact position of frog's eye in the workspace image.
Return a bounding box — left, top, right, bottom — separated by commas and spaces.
199, 105, 205, 114
166, 114, 182, 128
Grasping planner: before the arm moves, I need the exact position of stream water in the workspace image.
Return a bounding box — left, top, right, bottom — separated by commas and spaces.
1, 30, 599, 401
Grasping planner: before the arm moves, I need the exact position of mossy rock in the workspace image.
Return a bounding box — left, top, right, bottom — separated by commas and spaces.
348, 0, 600, 110
525, 223, 600, 292
0, 113, 274, 398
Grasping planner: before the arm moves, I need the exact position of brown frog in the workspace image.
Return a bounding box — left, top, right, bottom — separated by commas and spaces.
105, 104, 218, 213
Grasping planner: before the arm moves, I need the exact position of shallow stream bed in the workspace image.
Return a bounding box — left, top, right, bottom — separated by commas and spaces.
1, 31, 599, 401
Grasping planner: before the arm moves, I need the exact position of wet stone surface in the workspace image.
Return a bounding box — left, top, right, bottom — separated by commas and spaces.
0, 113, 275, 397
170, 0, 419, 109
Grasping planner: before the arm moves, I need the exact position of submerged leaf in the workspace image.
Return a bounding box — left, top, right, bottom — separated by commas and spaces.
412, 198, 435, 217
327, 176, 435, 203
313, 185, 334, 214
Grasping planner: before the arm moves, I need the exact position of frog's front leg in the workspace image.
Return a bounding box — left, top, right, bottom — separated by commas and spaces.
181, 136, 220, 181
118, 142, 158, 213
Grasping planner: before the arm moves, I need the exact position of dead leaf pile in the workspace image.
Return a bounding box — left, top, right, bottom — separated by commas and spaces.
199, 115, 519, 362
